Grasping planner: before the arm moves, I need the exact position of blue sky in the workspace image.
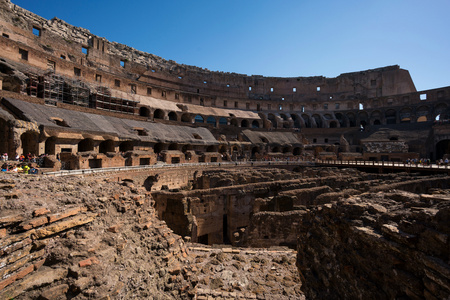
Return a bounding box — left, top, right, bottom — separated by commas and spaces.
13, 0, 450, 91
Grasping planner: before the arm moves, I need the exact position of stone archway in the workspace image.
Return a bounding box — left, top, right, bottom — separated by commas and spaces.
207, 116, 216, 127
268, 114, 277, 128
119, 141, 134, 152
312, 114, 322, 128
45, 137, 57, 155
168, 143, 179, 151
99, 139, 115, 154
241, 119, 250, 128
20, 131, 39, 155
168, 112, 178, 121
154, 109, 165, 120
154, 143, 165, 154
139, 107, 150, 118
181, 113, 192, 123
78, 138, 94, 152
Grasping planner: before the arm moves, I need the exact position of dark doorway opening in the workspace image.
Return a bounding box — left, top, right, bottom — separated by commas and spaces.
223, 214, 230, 244
198, 234, 208, 245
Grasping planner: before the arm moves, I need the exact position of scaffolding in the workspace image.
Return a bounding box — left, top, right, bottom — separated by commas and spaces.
22, 73, 137, 114
38, 73, 64, 105
65, 79, 89, 107
25, 73, 39, 97
90, 86, 138, 114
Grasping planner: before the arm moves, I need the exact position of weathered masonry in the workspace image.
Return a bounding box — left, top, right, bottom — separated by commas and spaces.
0, 0, 449, 171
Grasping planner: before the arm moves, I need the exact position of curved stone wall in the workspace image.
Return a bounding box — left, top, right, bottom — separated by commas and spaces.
0, 0, 449, 163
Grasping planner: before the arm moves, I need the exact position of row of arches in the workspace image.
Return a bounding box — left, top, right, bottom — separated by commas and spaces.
138, 103, 448, 130
139, 107, 262, 128
15, 129, 450, 162
265, 103, 448, 129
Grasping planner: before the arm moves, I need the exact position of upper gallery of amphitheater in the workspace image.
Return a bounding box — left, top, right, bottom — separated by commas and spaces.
0, 0, 449, 168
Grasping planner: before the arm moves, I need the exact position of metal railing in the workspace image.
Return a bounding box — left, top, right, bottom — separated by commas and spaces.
44, 160, 313, 177
316, 159, 449, 170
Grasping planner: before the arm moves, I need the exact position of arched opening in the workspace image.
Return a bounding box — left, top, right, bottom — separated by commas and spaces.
282, 147, 291, 154
181, 144, 193, 153
219, 145, 227, 154
206, 145, 216, 152
433, 103, 448, 120
168, 143, 178, 151
347, 113, 356, 127
251, 146, 260, 158
153, 109, 165, 120
168, 112, 177, 121
312, 114, 322, 128
219, 117, 228, 126
280, 114, 288, 121
230, 119, 238, 127
293, 147, 301, 156
291, 114, 302, 129
252, 120, 260, 128
194, 115, 204, 123
416, 116, 427, 122
302, 114, 311, 128
206, 116, 216, 127
241, 119, 249, 128
143, 176, 156, 191
181, 113, 191, 123
358, 112, 369, 128
329, 121, 337, 128
78, 138, 94, 152
45, 137, 57, 155
99, 139, 115, 154
21, 131, 39, 156
50, 117, 70, 127
436, 139, 450, 160
416, 105, 429, 121
385, 109, 397, 124
268, 114, 277, 128
154, 143, 165, 154
272, 146, 281, 153
119, 141, 134, 152
139, 107, 150, 118
335, 113, 346, 128
399, 108, 412, 123
370, 111, 382, 125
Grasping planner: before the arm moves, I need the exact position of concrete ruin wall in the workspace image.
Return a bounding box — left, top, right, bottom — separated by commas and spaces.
149, 165, 450, 299
297, 191, 450, 299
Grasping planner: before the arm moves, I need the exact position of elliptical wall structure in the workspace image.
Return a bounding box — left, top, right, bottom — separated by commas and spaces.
0, 0, 449, 170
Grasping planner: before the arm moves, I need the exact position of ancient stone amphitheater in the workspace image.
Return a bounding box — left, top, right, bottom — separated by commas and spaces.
0, 1, 449, 299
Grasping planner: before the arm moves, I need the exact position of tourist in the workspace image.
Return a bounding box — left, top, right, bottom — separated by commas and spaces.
1, 163, 7, 172
23, 164, 31, 174
29, 165, 39, 174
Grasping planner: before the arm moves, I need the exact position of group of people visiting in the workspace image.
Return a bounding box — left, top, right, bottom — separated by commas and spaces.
1, 152, 40, 174
1, 162, 39, 174
1, 152, 41, 163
